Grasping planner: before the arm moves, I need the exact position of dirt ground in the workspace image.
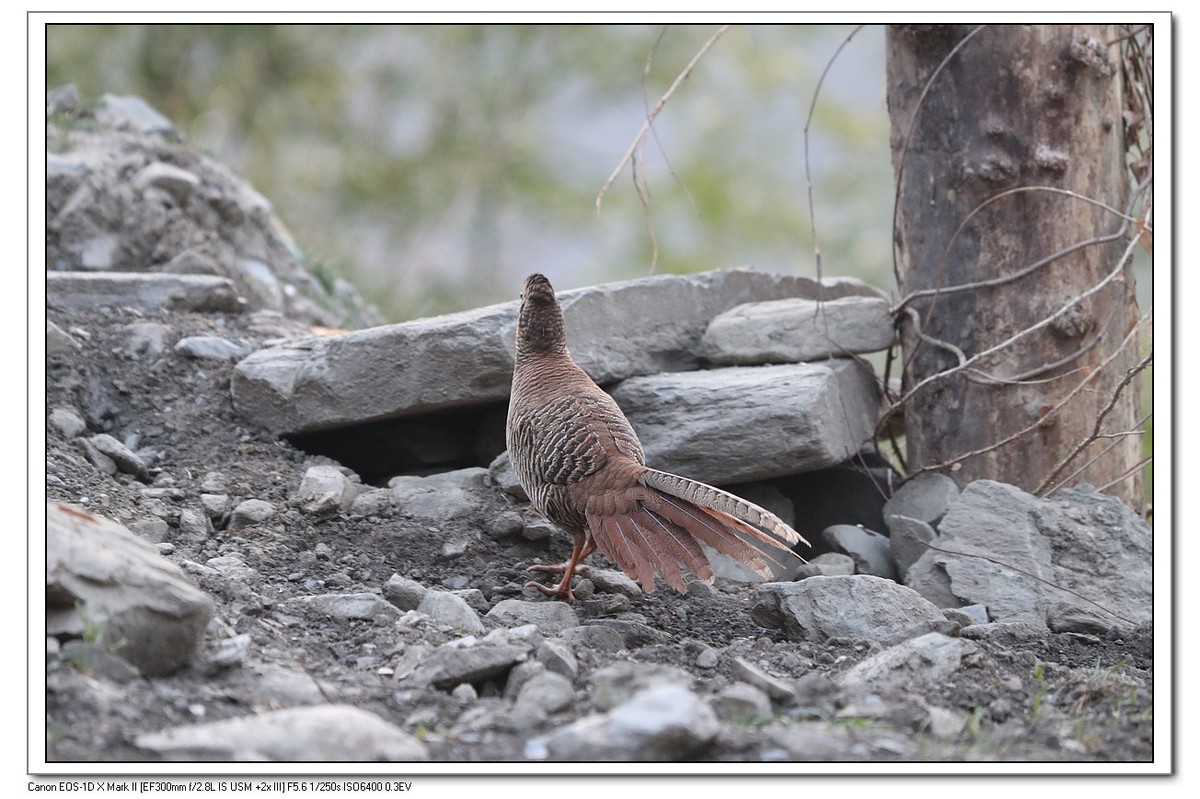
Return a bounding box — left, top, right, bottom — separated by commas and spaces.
43, 299, 1155, 767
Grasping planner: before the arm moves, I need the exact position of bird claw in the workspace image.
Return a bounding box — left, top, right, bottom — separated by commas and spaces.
525, 562, 591, 575
523, 579, 577, 604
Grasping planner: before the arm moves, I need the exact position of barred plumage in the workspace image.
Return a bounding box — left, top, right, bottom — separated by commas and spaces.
506, 272, 810, 602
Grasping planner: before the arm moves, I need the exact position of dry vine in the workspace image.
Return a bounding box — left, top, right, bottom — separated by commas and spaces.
879, 23, 1153, 508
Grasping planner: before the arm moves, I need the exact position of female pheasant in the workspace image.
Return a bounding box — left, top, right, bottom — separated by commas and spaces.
506, 273, 809, 602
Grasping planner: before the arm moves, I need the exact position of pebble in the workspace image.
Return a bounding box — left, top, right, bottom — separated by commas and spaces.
383, 574, 428, 611
49, 407, 87, 439
709, 681, 773, 724
539, 685, 718, 761
730, 657, 796, 702
227, 499, 276, 531
174, 335, 252, 362
536, 639, 578, 681
416, 590, 486, 635
484, 599, 579, 636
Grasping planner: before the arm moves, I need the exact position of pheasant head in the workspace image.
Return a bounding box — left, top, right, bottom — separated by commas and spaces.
516, 273, 568, 358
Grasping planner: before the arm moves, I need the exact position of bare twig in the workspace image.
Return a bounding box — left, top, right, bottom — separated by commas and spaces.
921, 542, 1136, 626
903, 304, 1148, 480
1097, 454, 1153, 494
1035, 342, 1154, 495
803, 24, 864, 284
893, 183, 1145, 314
892, 232, 1143, 414
1042, 411, 1152, 496
596, 24, 732, 212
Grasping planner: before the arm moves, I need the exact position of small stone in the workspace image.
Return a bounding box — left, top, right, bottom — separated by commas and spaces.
127, 517, 170, 542
209, 634, 252, 670
503, 659, 547, 700
590, 662, 692, 711
793, 552, 856, 578
228, 499, 276, 531
121, 322, 172, 360
61, 640, 141, 683
199, 494, 231, 520
695, 648, 719, 670
280, 593, 400, 623
887, 515, 936, 579
557, 625, 624, 653
730, 657, 796, 702
88, 434, 149, 479
521, 519, 557, 542
162, 249, 221, 276
587, 568, 643, 598
536, 639, 578, 681
174, 336, 253, 362
349, 489, 395, 518
822, 524, 897, 581
417, 591, 486, 635
883, 473, 960, 528
485, 511, 525, 540
515, 670, 575, 715
49, 407, 87, 439
177, 509, 211, 542
441, 539, 470, 559
295, 465, 355, 518
540, 685, 718, 761
199, 472, 229, 493
451, 683, 478, 703
76, 438, 117, 475
591, 618, 668, 649
134, 704, 428, 761
485, 599, 579, 636
407, 643, 529, 690
383, 574, 428, 611
709, 681, 773, 724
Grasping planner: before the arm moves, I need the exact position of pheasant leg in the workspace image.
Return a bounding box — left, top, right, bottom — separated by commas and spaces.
524, 535, 597, 602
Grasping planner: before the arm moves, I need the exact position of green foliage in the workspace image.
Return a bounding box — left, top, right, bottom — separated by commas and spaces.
47, 24, 892, 320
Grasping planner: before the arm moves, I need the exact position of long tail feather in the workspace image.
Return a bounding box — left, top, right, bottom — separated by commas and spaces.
639, 467, 811, 549
652, 494, 775, 580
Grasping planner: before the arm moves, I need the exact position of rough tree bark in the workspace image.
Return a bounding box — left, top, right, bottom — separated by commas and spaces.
885, 24, 1144, 508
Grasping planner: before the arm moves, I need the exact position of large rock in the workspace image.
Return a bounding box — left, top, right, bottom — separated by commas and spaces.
47, 272, 241, 313
610, 360, 880, 485
135, 705, 428, 761
751, 575, 951, 645
231, 268, 880, 435
905, 481, 1151, 628
46, 502, 213, 677
703, 294, 894, 364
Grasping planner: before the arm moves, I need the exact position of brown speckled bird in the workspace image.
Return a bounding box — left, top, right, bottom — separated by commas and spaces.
505, 273, 809, 602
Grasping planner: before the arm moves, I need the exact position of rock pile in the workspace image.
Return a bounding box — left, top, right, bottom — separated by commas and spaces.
43, 90, 1155, 765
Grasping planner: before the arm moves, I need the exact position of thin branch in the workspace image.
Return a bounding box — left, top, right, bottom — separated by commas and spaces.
903, 304, 1148, 480
963, 301, 1120, 385
1035, 341, 1154, 495
892, 232, 1143, 414
894, 183, 1145, 314
596, 24, 732, 212
1042, 411, 1153, 496
803, 24, 864, 284
1097, 454, 1153, 494
921, 542, 1136, 626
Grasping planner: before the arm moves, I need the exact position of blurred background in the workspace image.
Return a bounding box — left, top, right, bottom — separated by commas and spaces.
46, 24, 894, 322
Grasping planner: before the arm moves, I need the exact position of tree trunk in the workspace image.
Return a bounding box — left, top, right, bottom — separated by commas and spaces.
885, 24, 1144, 508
